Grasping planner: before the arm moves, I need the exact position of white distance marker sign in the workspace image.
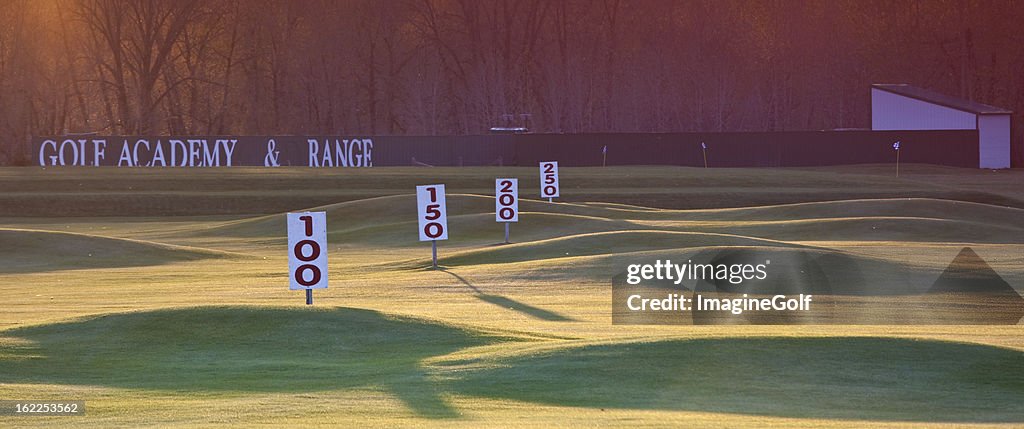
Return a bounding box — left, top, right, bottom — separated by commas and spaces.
495, 178, 519, 222
416, 184, 448, 241
287, 211, 328, 290
540, 161, 560, 199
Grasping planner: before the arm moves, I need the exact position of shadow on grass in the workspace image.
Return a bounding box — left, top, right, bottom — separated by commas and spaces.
0, 306, 502, 418
440, 269, 575, 322
446, 337, 1024, 423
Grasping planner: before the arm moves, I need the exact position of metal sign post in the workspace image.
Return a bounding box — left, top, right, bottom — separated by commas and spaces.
894, 141, 901, 177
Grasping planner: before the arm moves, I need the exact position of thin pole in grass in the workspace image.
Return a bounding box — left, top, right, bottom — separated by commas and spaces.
893, 141, 901, 177
701, 142, 708, 168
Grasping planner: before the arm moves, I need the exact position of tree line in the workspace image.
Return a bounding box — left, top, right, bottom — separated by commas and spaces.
1, 0, 1022, 165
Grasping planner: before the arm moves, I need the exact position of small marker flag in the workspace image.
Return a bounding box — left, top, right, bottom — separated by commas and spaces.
701, 142, 707, 150
602, 145, 607, 154
893, 141, 900, 151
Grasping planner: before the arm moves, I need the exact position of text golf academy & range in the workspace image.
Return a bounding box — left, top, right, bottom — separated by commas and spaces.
35, 136, 374, 167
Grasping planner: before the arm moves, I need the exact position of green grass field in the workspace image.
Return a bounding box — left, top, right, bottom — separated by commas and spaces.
0, 165, 1022, 427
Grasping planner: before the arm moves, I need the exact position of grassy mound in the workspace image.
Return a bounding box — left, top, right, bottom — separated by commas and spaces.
0, 306, 509, 417
670, 198, 1024, 223
679, 216, 1024, 243
193, 195, 1024, 249
0, 228, 230, 273
447, 337, 1024, 422
333, 212, 630, 247
192, 194, 480, 239
436, 242, 926, 298
194, 194, 634, 244
545, 198, 1024, 227
435, 231, 806, 267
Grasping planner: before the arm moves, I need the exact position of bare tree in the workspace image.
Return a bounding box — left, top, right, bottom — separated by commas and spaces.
4, 0, 1024, 165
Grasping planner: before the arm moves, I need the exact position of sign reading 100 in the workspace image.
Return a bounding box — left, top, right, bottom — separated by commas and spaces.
287, 212, 328, 290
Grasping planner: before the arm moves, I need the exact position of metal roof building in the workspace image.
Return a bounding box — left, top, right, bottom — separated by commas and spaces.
871, 84, 1011, 169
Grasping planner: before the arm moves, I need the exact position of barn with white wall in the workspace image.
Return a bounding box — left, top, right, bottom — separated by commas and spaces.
871, 84, 1011, 169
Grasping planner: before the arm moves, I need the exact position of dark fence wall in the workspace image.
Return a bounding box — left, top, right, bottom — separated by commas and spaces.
375, 134, 515, 167
31, 130, 979, 168
373, 130, 979, 168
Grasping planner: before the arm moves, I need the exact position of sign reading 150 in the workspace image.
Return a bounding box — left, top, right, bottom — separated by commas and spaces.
416, 185, 448, 241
